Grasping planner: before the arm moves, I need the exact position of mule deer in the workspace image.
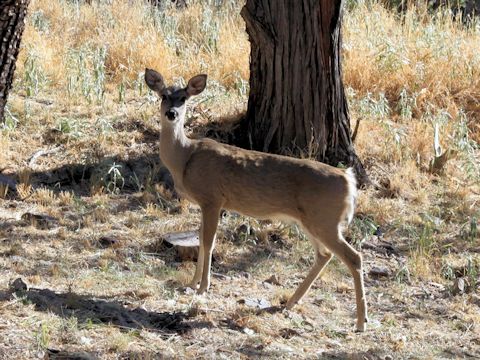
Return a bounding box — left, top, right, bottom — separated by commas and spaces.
145, 69, 368, 332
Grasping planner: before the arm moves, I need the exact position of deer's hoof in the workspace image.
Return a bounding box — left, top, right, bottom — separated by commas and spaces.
355, 321, 367, 333
284, 300, 296, 311
197, 284, 210, 294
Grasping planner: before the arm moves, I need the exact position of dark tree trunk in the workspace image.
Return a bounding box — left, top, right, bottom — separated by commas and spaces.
236, 0, 368, 186
0, 0, 29, 123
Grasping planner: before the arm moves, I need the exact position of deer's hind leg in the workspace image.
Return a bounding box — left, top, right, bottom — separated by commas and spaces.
311, 224, 367, 332
328, 232, 368, 332
285, 240, 332, 310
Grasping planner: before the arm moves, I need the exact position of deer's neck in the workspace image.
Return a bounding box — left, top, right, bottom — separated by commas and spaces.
159, 120, 193, 182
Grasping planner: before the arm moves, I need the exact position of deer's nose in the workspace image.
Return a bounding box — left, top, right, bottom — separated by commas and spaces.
165, 109, 177, 121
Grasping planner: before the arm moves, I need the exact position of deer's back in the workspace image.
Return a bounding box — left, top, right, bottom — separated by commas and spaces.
182, 139, 349, 220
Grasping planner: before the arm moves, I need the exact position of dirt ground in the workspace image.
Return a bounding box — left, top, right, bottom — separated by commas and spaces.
1, 176, 479, 359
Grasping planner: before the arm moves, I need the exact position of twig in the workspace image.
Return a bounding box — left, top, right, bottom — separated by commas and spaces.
351, 118, 362, 143
28, 146, 62, 168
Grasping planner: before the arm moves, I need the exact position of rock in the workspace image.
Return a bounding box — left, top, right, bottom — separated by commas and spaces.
373, 226, 383, 237
21, 213, 59, 230
262, 282, 274, 290
162, 231, 199, 247
238, 271, 251, 280
264, 274, 281, 286
183, 287, 196, 295
239, 298, 271, 309
79, 336, 92, 346
161, 231, 199, 262
369, 266, 390, 278
243, 327, 255, 336
98, 236, 121, 248
452, 278, 465, 295
211, 272, 231, 281
237, 224, 254, 235
0, 174, 17, 191
279, 328, 301, 339
45, 348, 98, 360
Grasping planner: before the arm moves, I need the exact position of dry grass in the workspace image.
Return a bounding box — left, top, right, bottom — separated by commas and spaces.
17, 0, 248, 92
0, 0, 479, 359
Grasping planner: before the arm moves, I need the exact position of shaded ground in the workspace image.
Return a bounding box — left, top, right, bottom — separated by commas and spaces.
1, 187, 479, 359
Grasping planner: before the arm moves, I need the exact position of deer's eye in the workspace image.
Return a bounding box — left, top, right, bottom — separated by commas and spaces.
180, 96, 187, 102
161, 94, 167, 101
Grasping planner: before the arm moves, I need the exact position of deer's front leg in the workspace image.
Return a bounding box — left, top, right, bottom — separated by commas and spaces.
187, 238, 204, 289
197, 205, 221, 294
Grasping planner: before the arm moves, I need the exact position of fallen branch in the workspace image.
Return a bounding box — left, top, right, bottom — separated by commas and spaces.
351, 118, 362, 144
28, 146, 62, 168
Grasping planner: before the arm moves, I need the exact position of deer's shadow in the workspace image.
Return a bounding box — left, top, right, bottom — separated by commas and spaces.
0, 285, 210, 335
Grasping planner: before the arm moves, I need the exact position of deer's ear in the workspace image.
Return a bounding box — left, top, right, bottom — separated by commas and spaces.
186, 74, 207, 96
145, 68, 165, 93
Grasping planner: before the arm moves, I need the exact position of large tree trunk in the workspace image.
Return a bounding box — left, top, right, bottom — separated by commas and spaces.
236, 0, 368, 185
0, 0, 29, 123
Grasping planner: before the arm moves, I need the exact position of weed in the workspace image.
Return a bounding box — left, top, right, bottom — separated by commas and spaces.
59, 316, 79, 343
23, 47, 49, 97
66, 46, 107, 104
415, 221, 437, 257
30, 9, 50, 33
450, 111, 480, 180
350, 216, 378, 247
397, 88, 415, 120
106, 162, 125, 194
2, 106, 19, 131
35, 322, 50, 350
57, 117, 85, 139
0, 184, 9, 199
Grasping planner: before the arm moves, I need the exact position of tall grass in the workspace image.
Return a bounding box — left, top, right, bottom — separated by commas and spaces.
18, 1, 479, 103
343, 2, 480, 138
17, 0, 249, 95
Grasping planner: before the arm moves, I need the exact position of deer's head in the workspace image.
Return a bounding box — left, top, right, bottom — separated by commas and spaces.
145, 68, 207, 125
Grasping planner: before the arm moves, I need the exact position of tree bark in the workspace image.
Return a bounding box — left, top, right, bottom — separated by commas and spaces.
0, 0, 29, 123
236, 0, 368, 186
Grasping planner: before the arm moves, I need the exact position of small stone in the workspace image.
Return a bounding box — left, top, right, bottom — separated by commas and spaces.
452, 278, 465, 295
80, 336, 92, 345
264, 274, 281, 286
211, 272, 231, 280
374, 226, 383, 236
243, 327, 255, 335
21, 213, 58, 230
183, 287, 196, 295
166, 299, 177, 307
279, 328, 301, 339
240, 297, 271, 309
10, 278, 27, 292
369, 266, 390, 278
262, 282, 274, 290
238, 271, 251, 279
98, 236, 120, 248
237, 224, 251, 234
